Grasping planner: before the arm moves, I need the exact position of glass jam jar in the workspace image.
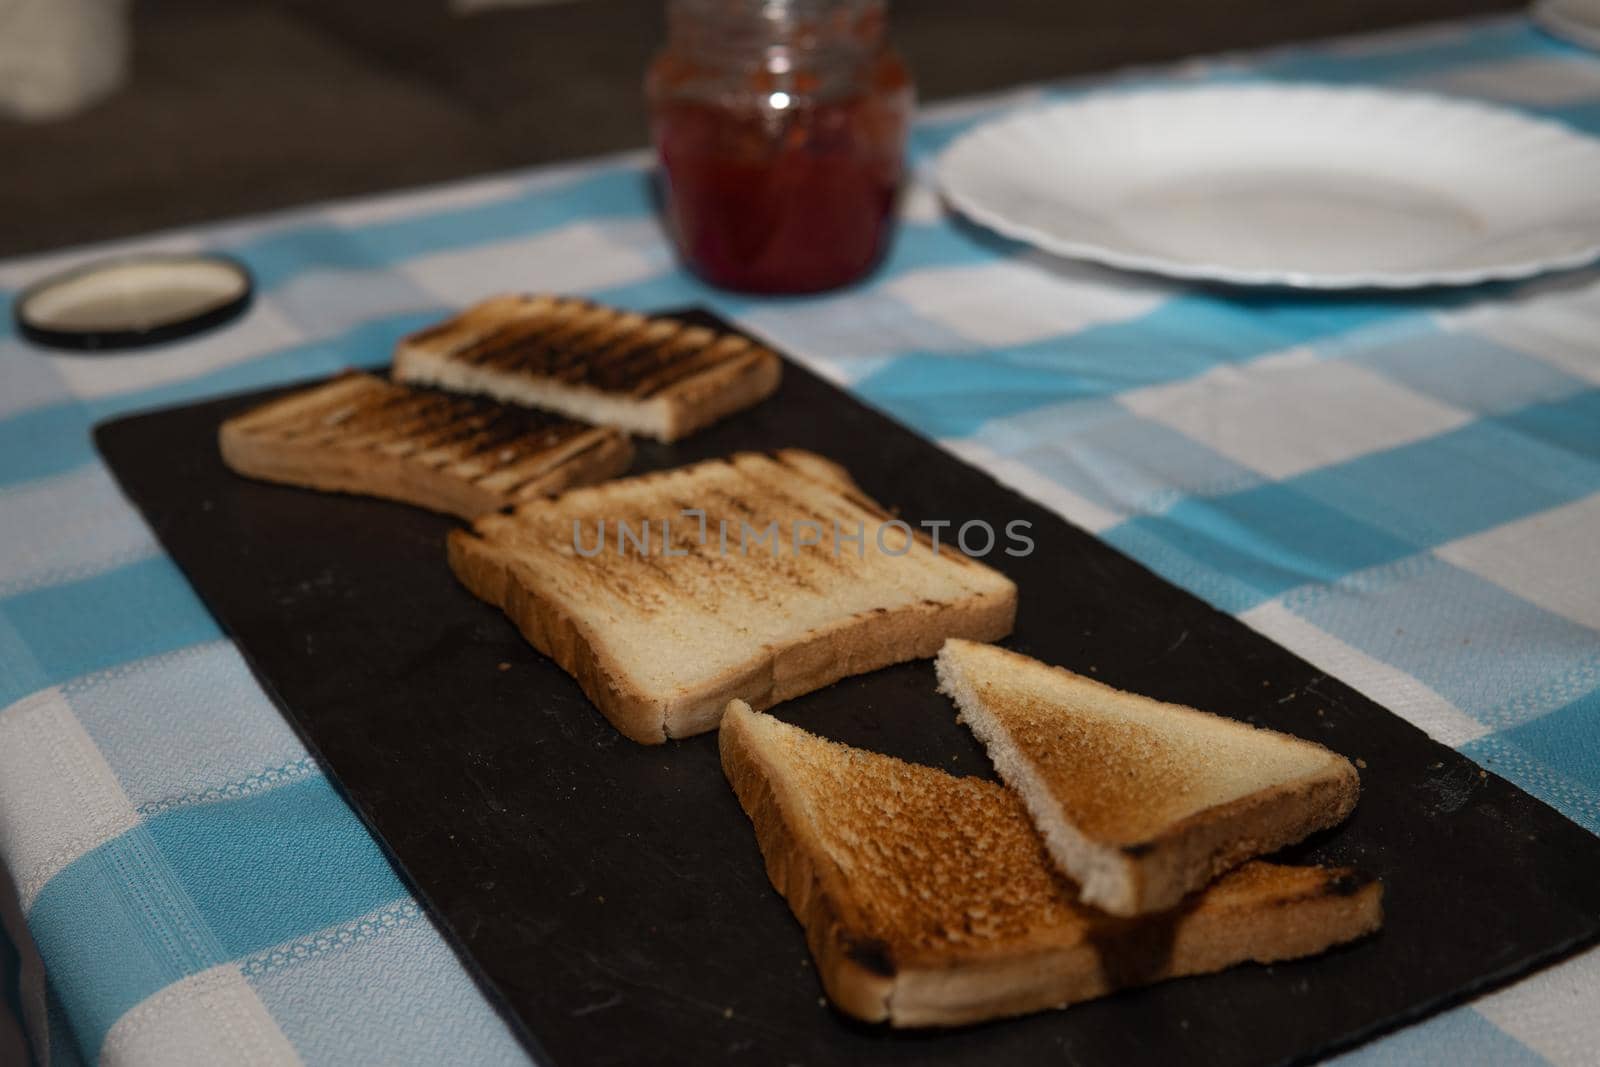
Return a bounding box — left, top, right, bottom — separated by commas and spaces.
646, 0, 914, 294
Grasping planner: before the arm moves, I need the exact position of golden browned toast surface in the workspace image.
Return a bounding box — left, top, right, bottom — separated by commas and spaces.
219, 371, 633, 518
719, 701, 1381, 1026
447, 451, 1017, 742
938, 639, 1360, 915
959, 653, 1353, 842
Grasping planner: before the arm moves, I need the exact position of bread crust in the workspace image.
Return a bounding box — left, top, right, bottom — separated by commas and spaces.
658, 347, 783, 441
719, 701, 897, 1020
719, 702, 1383, 1027
448, 451, 1018, 743
448, 527, 670, 742
1110, 763, 1359, 915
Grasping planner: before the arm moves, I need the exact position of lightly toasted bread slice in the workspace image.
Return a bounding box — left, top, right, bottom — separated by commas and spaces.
936, 639, 1361, 917
392, 294, 782, 442
220, 372, 633, 519
719, 701, 1382, 1027
448, 450, 1017, 743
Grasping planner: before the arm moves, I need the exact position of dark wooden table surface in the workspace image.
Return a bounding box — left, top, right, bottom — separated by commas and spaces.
0, 0, 1521, 258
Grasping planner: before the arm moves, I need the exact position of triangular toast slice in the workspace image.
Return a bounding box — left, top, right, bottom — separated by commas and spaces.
936, 639, 1360, 917
393, 294, 782, 442
220, 372, 633, 519
719, 701, 1380, 1027
448, 450, 1016, 743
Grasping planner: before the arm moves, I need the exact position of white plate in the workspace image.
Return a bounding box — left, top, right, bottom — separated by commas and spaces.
937, 84, 1600, 289
1535, 0, 1600, 52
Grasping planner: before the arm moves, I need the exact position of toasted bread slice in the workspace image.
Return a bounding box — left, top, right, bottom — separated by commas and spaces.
719, 701, 1381, 1027
936, 639, 1361, 917
220, 372, 634, 519
448, 450, 1016, 743
392, 294, 782, 442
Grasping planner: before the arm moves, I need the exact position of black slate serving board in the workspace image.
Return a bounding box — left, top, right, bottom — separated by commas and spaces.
96, 310, 1600, 1067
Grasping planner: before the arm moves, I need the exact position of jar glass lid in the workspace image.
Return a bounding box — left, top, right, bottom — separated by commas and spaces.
14, 253, 254, 353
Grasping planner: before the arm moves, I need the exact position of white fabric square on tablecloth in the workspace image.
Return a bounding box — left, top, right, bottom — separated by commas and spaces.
1436, 493, 1600, 634
44, 299, 304, 402
1457, 295, 1600, 386
0, 688, 139, 909
271, 269, 440, 339
741, 287, 975, 362
0, 466, 157, 598
1474, 944, 1600, 1067
1120, 349, 1473, 480
398, 220, 666, 305
63, 641, 312, 816
1238, 599, 1490, 747
100, 964, 303, 1067
883, 255, 1169, 347
1414, 55, 1600, 105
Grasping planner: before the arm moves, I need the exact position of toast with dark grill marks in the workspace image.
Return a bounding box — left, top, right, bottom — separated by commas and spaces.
936, 639, 1361, 917
447, 450, 1017, 743
220, 372, 634, 519
719, 700, 1383, 1027
392, 294, 782, 442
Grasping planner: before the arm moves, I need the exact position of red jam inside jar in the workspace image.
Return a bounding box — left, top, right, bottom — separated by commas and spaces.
647, 0, 914, 294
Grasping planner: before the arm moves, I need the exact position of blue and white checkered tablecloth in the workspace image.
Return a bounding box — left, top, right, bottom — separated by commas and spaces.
3, 15, 1599, 1066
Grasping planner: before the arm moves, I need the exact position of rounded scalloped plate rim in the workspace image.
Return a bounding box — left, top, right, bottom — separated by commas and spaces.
936, 83, 1600, 290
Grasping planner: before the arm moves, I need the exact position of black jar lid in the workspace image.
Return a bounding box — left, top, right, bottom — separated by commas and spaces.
14, 253, 254, 353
